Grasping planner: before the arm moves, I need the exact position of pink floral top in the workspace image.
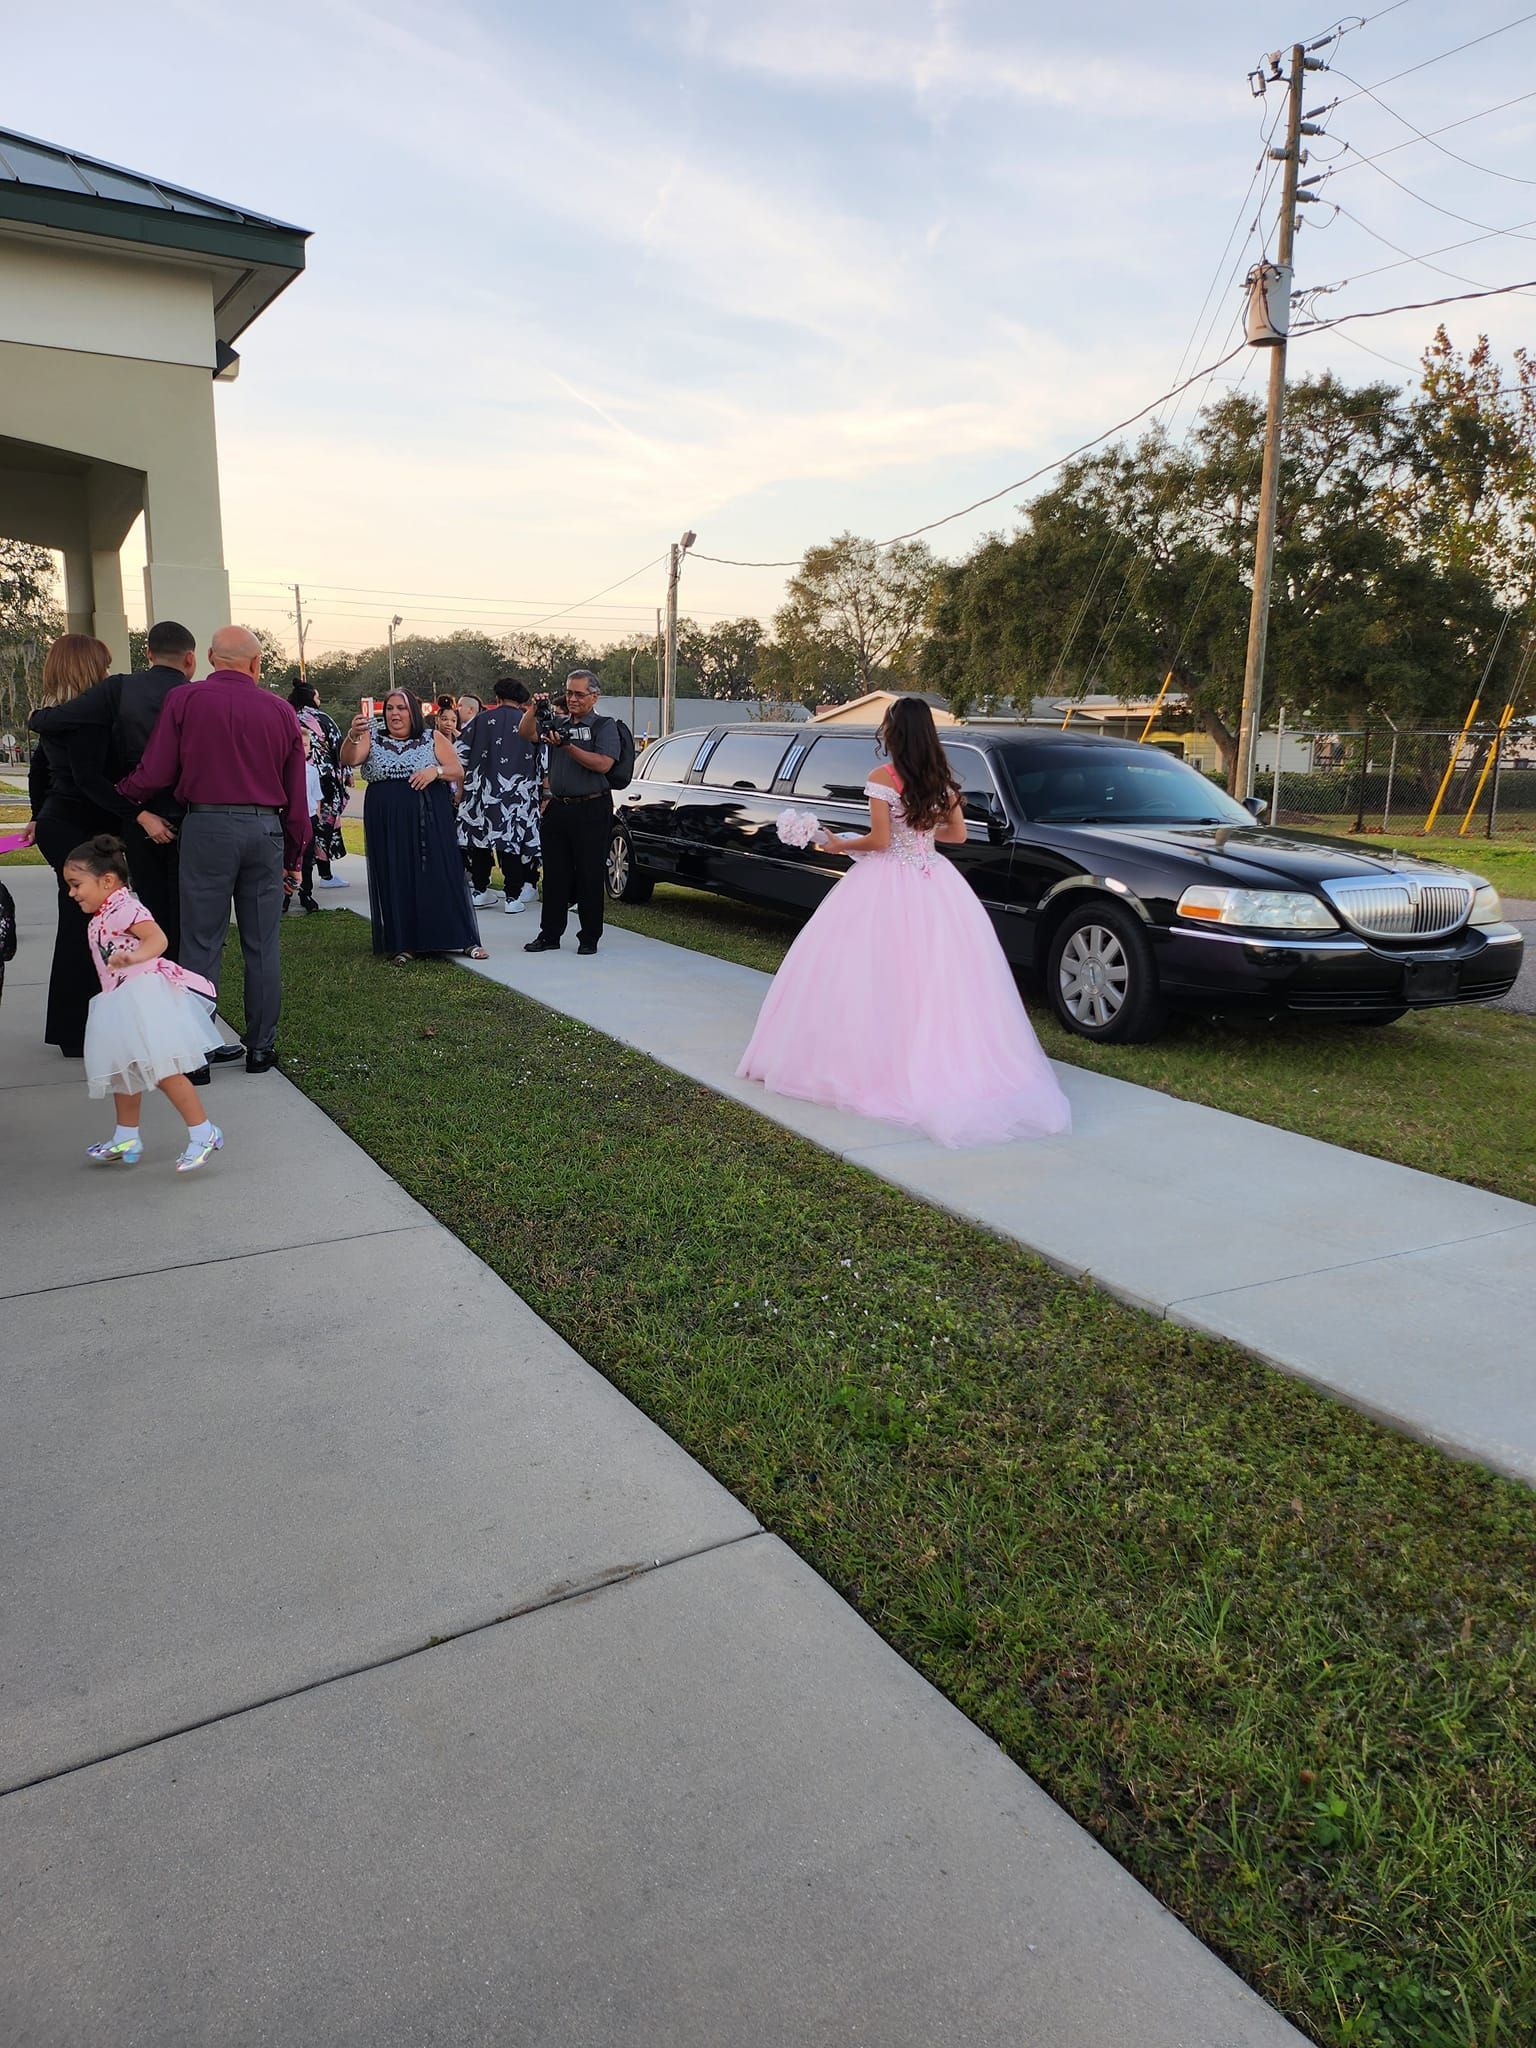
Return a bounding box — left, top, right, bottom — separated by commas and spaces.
87, 887, 216, 1000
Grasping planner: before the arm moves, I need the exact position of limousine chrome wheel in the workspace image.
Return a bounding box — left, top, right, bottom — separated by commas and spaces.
605, 826, 654, 904
1046, 900, 1166, 1043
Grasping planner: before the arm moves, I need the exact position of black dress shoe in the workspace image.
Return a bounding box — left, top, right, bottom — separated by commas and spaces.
577, 940, 599, 955
209, 1043, 246, 1065
523, 935, 560, 952
246, 1048, 278, 1074
186, 1065, 211, 1087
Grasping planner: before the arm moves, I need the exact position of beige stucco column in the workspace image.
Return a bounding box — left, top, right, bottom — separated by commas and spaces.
139, 370, 230, 668
86, 465, 142, 670
0, 340, 233, 671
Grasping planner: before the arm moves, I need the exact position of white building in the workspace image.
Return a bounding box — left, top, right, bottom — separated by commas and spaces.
0, 128, 308, 668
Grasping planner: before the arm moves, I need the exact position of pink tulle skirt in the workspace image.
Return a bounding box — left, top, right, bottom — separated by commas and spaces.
737, 849, 1071, 1148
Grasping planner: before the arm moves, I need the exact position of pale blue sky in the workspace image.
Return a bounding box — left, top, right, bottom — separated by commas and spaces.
12, 1, 1536, 653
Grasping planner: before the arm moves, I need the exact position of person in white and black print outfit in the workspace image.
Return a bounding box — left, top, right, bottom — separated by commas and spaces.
519, 670, 617, 956
457, 677, 544, 914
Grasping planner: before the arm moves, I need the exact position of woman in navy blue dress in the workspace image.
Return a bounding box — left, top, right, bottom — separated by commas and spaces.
339, 689, 486, 963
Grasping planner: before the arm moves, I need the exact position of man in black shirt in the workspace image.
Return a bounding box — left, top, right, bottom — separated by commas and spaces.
518, 669, 618, 956
27, 619, 197, 956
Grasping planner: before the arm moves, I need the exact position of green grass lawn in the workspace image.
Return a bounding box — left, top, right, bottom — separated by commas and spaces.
606, 885, 1536, 1206
1416, 836, 1536, 902
225, 913, 1535, 2048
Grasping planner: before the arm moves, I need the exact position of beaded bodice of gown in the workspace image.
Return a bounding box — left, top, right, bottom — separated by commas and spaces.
362, 732, 436, 781
865, 780, 936, 872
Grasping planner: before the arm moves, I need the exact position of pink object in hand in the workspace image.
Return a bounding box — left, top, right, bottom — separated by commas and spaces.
0, 830, 32, 855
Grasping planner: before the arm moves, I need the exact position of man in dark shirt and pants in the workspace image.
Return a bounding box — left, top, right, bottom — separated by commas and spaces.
120, 625, 309, 1073
519, 670, 618, 956
27, 619, 198, 958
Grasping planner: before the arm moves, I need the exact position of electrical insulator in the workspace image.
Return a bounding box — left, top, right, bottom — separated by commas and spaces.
1244, 260, 1291, 346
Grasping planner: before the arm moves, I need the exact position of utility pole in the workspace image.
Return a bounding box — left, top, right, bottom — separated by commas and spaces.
290, 583, 310, 681
387, 612, 402, 691
662, 531, 695, 736
654, 608, 662, 738
1233, 39, 1330, 799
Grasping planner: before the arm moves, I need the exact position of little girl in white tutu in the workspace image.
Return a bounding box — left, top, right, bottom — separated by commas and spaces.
64, 835, 225, 1173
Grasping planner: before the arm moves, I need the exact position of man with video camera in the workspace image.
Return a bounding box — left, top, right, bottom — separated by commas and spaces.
518, 669, 619, 956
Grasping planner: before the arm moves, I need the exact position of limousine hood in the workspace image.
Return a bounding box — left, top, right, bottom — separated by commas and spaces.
1067, 822, 1486, 890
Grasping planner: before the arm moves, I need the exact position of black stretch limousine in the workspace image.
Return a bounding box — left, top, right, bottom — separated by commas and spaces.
607, 723, 1524, 1042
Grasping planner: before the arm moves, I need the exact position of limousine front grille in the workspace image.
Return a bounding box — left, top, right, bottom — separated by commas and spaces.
1321, 874, 1473, 941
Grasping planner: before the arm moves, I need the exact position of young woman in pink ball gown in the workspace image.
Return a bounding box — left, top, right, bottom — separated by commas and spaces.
738, 697, 1071, 1148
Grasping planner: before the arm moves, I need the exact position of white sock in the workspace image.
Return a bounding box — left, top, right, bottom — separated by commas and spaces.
186, 1119, 215, 1145
114, 1125, 140, 1146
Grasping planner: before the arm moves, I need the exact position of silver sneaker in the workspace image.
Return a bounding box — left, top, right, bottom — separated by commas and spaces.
470, 890, 494, 908
503, 892, 528, 913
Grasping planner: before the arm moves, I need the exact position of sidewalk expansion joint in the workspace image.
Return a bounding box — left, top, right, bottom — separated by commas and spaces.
1160, 1215, 1536, 1312
0, 1528, 765, 1802
0, 1222, 437, 1305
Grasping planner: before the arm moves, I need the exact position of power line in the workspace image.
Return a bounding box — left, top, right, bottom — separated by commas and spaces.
1328, 68, 1536, 184
1348, 153, 1536, 240
1317, 86, 1536, 178
1292, 274, 1536, 333
1307, 212, 1536, 292
1334, 12, 1536, 106
228, 575, 669, 612
1329, 324, 1423, 372
521, 554, 667, 631
694, 342, 1254, 571
1325, 200, 1536, 295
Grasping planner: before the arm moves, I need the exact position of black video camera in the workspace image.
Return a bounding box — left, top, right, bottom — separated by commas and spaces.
533, 695, 575, 743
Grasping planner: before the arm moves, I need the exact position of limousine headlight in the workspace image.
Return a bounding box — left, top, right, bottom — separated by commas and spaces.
1469, 881, 1504, 926
1177, 886, 1339, 932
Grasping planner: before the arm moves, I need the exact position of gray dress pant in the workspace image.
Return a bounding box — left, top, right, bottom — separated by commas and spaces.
178, 809, 285, 1052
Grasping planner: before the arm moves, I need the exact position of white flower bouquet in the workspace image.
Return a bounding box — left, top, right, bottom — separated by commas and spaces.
775, 807, 824, 849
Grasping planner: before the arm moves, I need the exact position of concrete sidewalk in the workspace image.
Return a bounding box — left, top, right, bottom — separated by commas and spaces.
1, 860, 1304, 2042
403, 898, 1536, 1486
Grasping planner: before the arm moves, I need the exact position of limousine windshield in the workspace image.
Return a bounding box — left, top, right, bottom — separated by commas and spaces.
996, 740, 1252, 828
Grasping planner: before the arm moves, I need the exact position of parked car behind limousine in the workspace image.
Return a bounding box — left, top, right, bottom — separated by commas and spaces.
607, 724, 1524, 1042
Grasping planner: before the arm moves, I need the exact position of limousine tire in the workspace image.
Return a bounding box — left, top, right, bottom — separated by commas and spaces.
1046, 900, 1166, 1043
605, 826, 654, 904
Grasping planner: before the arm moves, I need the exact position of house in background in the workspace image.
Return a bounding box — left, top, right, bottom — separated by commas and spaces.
1045, 696, 1316, 775
812, 689, 955, 726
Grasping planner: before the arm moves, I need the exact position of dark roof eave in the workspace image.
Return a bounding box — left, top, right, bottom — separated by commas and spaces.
0, 183, 308, 275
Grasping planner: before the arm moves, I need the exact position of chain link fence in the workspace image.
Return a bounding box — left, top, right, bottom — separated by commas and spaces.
1252, 727, 1536, 840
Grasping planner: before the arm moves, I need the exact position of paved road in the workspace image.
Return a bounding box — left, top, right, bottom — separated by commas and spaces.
1494, 898, 1535, 1014
379, 900, 1536, 1488
1, 864, 1305, 2045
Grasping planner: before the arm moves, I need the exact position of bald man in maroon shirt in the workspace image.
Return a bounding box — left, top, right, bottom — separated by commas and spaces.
121, 626, 310, 1075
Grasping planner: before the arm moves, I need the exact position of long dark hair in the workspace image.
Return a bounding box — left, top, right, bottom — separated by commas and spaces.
288, 680, 319, 710
382, 688, 425, 740
879, 697, 959, 832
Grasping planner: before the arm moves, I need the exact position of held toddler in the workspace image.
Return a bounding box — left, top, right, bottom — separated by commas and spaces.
62, 835, 226, 1173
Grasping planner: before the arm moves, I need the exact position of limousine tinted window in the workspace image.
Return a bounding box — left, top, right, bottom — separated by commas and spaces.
638, 733, 701, 782
793, 735, 880, 802
943, 742, 1004, 823
700, 731, 793, 792
996, 740, 1250, 826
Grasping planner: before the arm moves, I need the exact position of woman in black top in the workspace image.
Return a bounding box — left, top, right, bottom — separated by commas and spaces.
23, 635, 118, 1056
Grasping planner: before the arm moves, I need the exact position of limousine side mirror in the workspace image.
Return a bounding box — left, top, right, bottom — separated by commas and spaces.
1241, 795, 1266, 819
